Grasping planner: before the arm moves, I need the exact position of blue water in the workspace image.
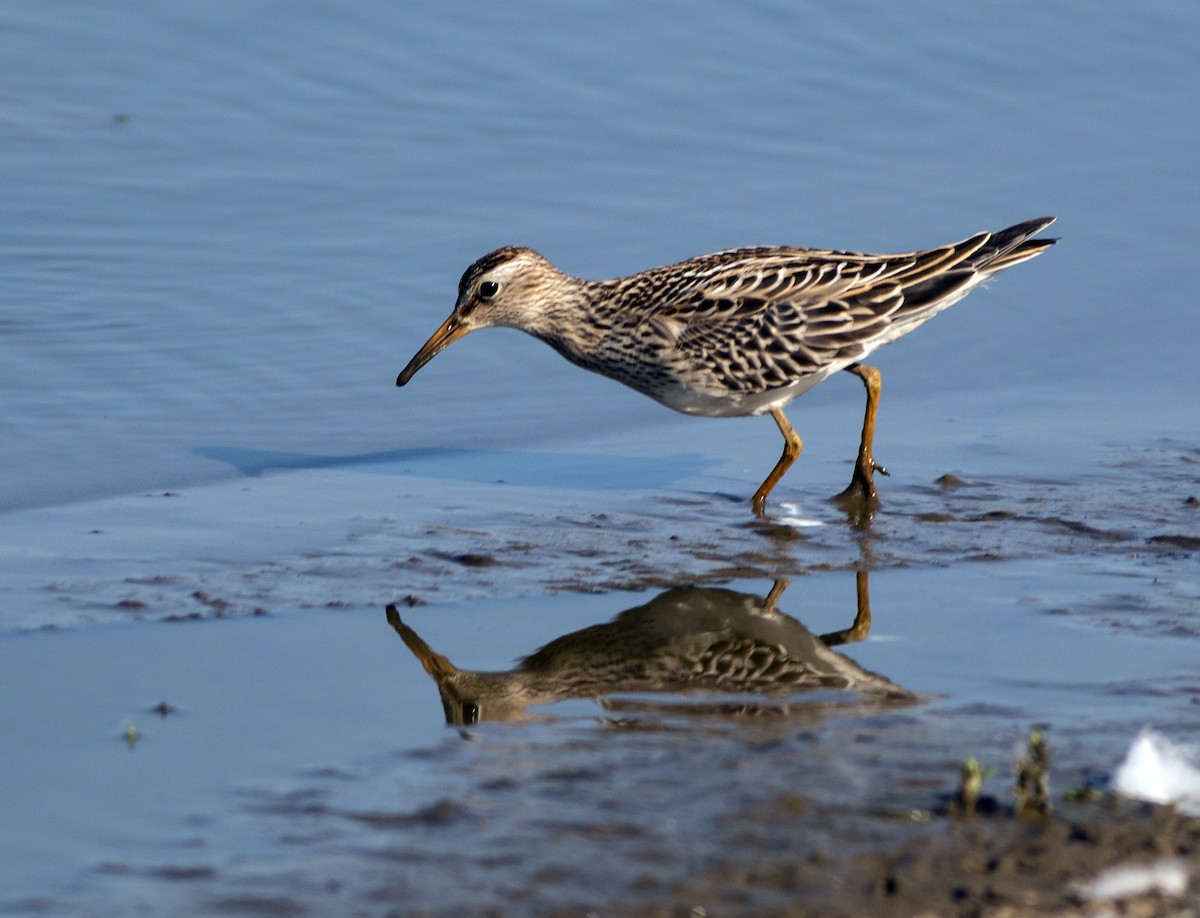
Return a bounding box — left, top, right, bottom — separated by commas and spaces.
2, 1, 1197, 514
2, 3, 1199, 913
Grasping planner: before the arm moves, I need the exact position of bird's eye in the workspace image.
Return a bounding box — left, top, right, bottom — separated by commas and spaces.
478, 281, 499, 299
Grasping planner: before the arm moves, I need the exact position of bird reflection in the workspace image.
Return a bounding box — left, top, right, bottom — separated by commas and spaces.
387, 573, 913, 725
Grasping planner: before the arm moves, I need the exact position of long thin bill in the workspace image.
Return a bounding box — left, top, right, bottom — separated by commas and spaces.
396, 313, 469, 386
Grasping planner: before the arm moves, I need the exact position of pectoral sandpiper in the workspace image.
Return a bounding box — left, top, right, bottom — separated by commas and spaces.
397, 218, 1056, 511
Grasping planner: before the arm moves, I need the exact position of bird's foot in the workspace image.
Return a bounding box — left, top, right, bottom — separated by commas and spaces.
836, 456, 887, 501
832, 457, 886, 526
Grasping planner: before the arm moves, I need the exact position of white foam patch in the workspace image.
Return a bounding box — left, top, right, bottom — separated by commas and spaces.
1114, 727, 1200, 815
1073, 859, 1188, 902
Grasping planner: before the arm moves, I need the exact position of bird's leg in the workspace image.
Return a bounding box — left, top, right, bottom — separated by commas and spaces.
837, 363, 889, 501
752, 407, 803, 513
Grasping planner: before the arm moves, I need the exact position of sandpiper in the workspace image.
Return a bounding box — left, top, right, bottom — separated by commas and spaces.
397, 218, 1056, 511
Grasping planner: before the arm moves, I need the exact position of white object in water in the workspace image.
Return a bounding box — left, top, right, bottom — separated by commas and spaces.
1113, 727, 1200, 815
1072, 859, 1188, 902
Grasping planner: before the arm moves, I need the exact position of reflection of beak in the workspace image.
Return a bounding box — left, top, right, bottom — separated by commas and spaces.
386, 605, 459, 681
396, 313, 470, 386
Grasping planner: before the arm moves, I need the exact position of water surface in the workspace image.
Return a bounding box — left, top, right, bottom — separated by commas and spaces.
1, 1, 1198, 913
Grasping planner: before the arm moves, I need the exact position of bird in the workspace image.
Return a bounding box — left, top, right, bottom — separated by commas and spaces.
386, 576, 911, 725
397, 218, 1056, 511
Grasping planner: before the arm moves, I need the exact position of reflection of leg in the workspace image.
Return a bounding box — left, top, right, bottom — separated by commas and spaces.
761, 578, 789, 615
837, 363, 889, 500
819, 570, 872, 646
752, 407, 803, 512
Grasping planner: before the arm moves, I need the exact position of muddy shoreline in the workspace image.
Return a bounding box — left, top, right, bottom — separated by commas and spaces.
2, 445, 1198, 917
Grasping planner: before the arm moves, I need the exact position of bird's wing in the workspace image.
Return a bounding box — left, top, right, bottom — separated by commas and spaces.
638, 237, 991, 391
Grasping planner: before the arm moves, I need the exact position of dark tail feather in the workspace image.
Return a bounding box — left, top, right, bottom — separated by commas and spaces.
971, 217, 1058, 274
894, 217, 1057, 319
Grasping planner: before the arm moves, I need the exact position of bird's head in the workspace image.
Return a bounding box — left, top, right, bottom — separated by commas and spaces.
396, 246, 563, 386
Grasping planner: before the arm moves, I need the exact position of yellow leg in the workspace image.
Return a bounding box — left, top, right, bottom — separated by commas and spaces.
752, 407, 803, 512
838, 363, 889, 501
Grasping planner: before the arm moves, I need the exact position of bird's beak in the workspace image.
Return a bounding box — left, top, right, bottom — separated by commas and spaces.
396, 313, 470, 386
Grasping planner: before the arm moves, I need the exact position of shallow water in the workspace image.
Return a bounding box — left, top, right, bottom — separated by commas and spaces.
3, 560, 1198, 914
1, 1, 1199, 914
3, 1, 1198, 513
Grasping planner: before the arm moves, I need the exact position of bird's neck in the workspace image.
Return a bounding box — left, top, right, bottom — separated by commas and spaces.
524, 278, 617, 359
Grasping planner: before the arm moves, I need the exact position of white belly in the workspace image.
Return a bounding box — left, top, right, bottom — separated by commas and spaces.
654, 369, 837, 418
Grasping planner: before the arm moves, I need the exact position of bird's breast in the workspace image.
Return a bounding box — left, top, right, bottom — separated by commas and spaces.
539, 325, 833, 418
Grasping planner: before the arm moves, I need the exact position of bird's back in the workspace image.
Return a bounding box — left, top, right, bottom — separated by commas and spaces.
553, 218, 1056, 417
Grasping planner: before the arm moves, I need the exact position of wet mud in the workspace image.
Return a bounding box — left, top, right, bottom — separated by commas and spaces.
3, 442, 1198, 917
25, 441, 1197, 633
